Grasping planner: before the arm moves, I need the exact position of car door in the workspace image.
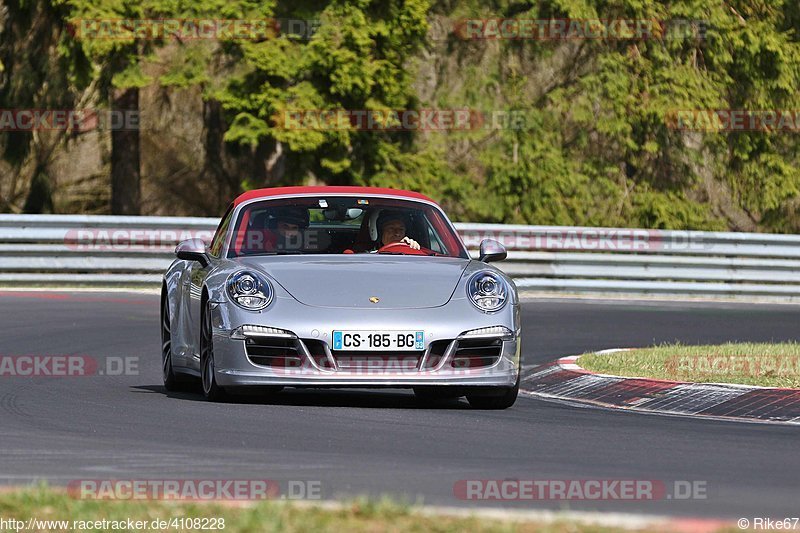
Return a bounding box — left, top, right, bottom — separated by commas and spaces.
185, 205, 234, 370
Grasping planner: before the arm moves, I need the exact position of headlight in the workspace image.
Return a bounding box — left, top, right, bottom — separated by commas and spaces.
227, 271, 273, 310
467, 271, 507, 312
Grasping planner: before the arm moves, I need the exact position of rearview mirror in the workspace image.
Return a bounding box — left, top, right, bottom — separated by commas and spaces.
478, 239, 507, 263
323, 207, 364, 221
175, 238, 210, 267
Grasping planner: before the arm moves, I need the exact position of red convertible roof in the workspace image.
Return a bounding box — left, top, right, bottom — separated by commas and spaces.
233, 186, 437, 207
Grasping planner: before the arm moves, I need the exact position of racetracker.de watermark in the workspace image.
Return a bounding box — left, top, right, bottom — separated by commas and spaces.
0, 356, 138, 377
250, 355, 510, 376
665, 355, 800, 378
666, 109, 800, 132
68, 479, 322, 500
68, 18, 321, 41
274, 109, 535, 131
0, 109, 140, 132
453, 18, 709, 41
454, 479, 707, 501
64, 229, 214, 251
458, 228, 712, 252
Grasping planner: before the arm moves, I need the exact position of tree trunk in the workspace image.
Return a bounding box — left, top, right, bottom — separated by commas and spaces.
253, 138, 285, 187
203, 99, 235, 208
110, 87, 141, 215
22, 168, 53, 214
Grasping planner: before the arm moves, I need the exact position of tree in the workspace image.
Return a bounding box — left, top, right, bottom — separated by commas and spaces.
55, 0, 156, 214
425, 0, 800, 230
0, 0, 92, 213
217, 0, 431, 189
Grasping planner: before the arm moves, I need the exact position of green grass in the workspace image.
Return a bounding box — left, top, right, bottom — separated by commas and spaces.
0, 485, 691, 533
578, 343, 800, 388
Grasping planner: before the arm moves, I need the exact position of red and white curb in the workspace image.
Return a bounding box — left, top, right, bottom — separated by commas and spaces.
520, 349, 800, 425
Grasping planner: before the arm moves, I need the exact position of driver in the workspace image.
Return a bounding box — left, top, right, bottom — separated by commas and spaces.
270, 206, 309, 251
377, 211, 420, 250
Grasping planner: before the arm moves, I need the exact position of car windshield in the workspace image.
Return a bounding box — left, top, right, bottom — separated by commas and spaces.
227, 196, 468, 259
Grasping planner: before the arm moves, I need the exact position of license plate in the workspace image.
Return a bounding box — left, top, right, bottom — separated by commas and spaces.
332, 330, 424, 351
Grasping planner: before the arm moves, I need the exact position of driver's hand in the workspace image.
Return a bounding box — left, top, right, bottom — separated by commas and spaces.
401, 237, 420, 250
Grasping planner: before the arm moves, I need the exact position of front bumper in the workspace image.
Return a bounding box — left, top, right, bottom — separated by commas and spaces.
209, 297, 521, 388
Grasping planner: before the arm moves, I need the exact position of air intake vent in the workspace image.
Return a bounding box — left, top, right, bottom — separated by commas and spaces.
451, 338, 503, 369
420, 340, 451, 369
333, 352, 423, 372
245, 337, 303, 368
302, 339, 335, 369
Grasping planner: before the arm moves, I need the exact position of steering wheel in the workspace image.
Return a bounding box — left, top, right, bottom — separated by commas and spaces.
377, 241, 434, 256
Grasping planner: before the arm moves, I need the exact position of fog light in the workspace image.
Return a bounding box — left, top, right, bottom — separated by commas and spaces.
231, 325, 296, 339
459, 326, 513, 339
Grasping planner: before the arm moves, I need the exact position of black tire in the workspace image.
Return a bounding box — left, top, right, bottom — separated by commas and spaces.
161, 294, 180, 391
200, 301, 228, 402
466, 372, 520, 410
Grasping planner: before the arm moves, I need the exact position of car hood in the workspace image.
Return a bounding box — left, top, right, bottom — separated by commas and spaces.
236, 255, 470, 309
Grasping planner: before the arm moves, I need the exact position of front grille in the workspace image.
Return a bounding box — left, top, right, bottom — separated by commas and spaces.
332, 351, 424, 371
245, 337, 303, 368
242, 334, 504, 372
451, 338, 503, 369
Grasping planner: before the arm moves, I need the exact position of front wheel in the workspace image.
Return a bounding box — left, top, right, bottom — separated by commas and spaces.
200, 302, 228, 402
466, 373, 520, 410
161, 296, 180, 391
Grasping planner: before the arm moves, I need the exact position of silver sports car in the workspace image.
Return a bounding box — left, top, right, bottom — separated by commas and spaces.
161, 186, 521, 408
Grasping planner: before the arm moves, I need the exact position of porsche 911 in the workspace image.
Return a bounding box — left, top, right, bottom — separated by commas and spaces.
161, 186, 521, 408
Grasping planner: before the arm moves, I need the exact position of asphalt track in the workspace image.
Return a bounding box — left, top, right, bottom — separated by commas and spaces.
1, 291, 799, 519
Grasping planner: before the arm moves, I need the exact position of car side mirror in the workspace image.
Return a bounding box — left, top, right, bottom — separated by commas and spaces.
176, 238, 210, 267
478, 239, 507, 263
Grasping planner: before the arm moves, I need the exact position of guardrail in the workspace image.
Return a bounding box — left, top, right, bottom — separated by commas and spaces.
1, 215, 800, 298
